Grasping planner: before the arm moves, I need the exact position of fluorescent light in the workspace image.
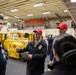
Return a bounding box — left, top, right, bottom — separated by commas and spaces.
27, 14, 33, 16
11, 9, 18, 12
71, 0, 76, 2
0, 14, 4, 16
18, 20, 20, 21
14, 16, 19, 18
64, 10, 68, 12
4, 16, 9, 19
43, 12, 50, 14
5, 21, 8, 23
33, 3, 43, 7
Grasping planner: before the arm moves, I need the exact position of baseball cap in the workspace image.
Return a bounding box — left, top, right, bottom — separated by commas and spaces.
58, 23, 68, 30
33, 29, 42, 35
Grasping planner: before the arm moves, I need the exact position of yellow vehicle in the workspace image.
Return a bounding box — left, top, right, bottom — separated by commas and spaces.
0, 32, 7, 43
3, 32, 34, 61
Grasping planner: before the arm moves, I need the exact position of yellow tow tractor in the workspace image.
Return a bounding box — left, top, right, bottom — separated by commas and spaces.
0, 32, 7, 43
3, 32, 34, 61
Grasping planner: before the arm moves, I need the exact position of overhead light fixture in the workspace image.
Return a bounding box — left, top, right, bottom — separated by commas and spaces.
27, 14, 33, 16
5, 21, 8, 23
4, 16, 9, 19
64, 10, 68, 12
0, 14, 4, 16
33, 3, 43, 7
71, 0, 76, 2
11, 9, 18, 12
43, 12, 50, 14
18, 20, 20, 21
14, 16, 19, 18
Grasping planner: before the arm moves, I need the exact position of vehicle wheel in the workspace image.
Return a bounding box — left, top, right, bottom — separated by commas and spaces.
19, 54, 27, 62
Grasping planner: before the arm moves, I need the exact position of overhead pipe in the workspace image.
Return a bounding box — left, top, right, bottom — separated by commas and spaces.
55, 13, 63, 22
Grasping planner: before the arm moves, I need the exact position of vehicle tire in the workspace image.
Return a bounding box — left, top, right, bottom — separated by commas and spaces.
19, 53, 27, 62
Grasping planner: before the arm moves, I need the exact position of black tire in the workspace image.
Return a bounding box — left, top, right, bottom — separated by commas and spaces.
19, 53, 27, 62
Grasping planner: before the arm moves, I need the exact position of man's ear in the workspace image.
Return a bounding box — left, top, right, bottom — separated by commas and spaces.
53, 49, 60, 61
53, 49, 56, 57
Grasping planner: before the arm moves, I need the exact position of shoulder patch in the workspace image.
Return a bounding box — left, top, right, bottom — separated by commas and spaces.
38, 45, 42, 50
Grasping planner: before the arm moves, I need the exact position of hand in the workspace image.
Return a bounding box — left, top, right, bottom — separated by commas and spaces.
26, 54, 32, 60
2, 49, 5, 54
15, 46, 21, 51
49, 61, 53, 65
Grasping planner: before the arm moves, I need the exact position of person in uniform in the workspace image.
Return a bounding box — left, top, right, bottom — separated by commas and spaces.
15, 29, 47, 75
0, 15, 7, 75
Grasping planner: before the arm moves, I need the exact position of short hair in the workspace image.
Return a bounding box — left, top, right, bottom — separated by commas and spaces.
0, 15, 4, 20
53, 34, 76, 66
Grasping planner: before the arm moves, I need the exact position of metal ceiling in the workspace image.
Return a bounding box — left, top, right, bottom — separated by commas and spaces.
0, 0, 74, 23
63, 0, 76, 23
